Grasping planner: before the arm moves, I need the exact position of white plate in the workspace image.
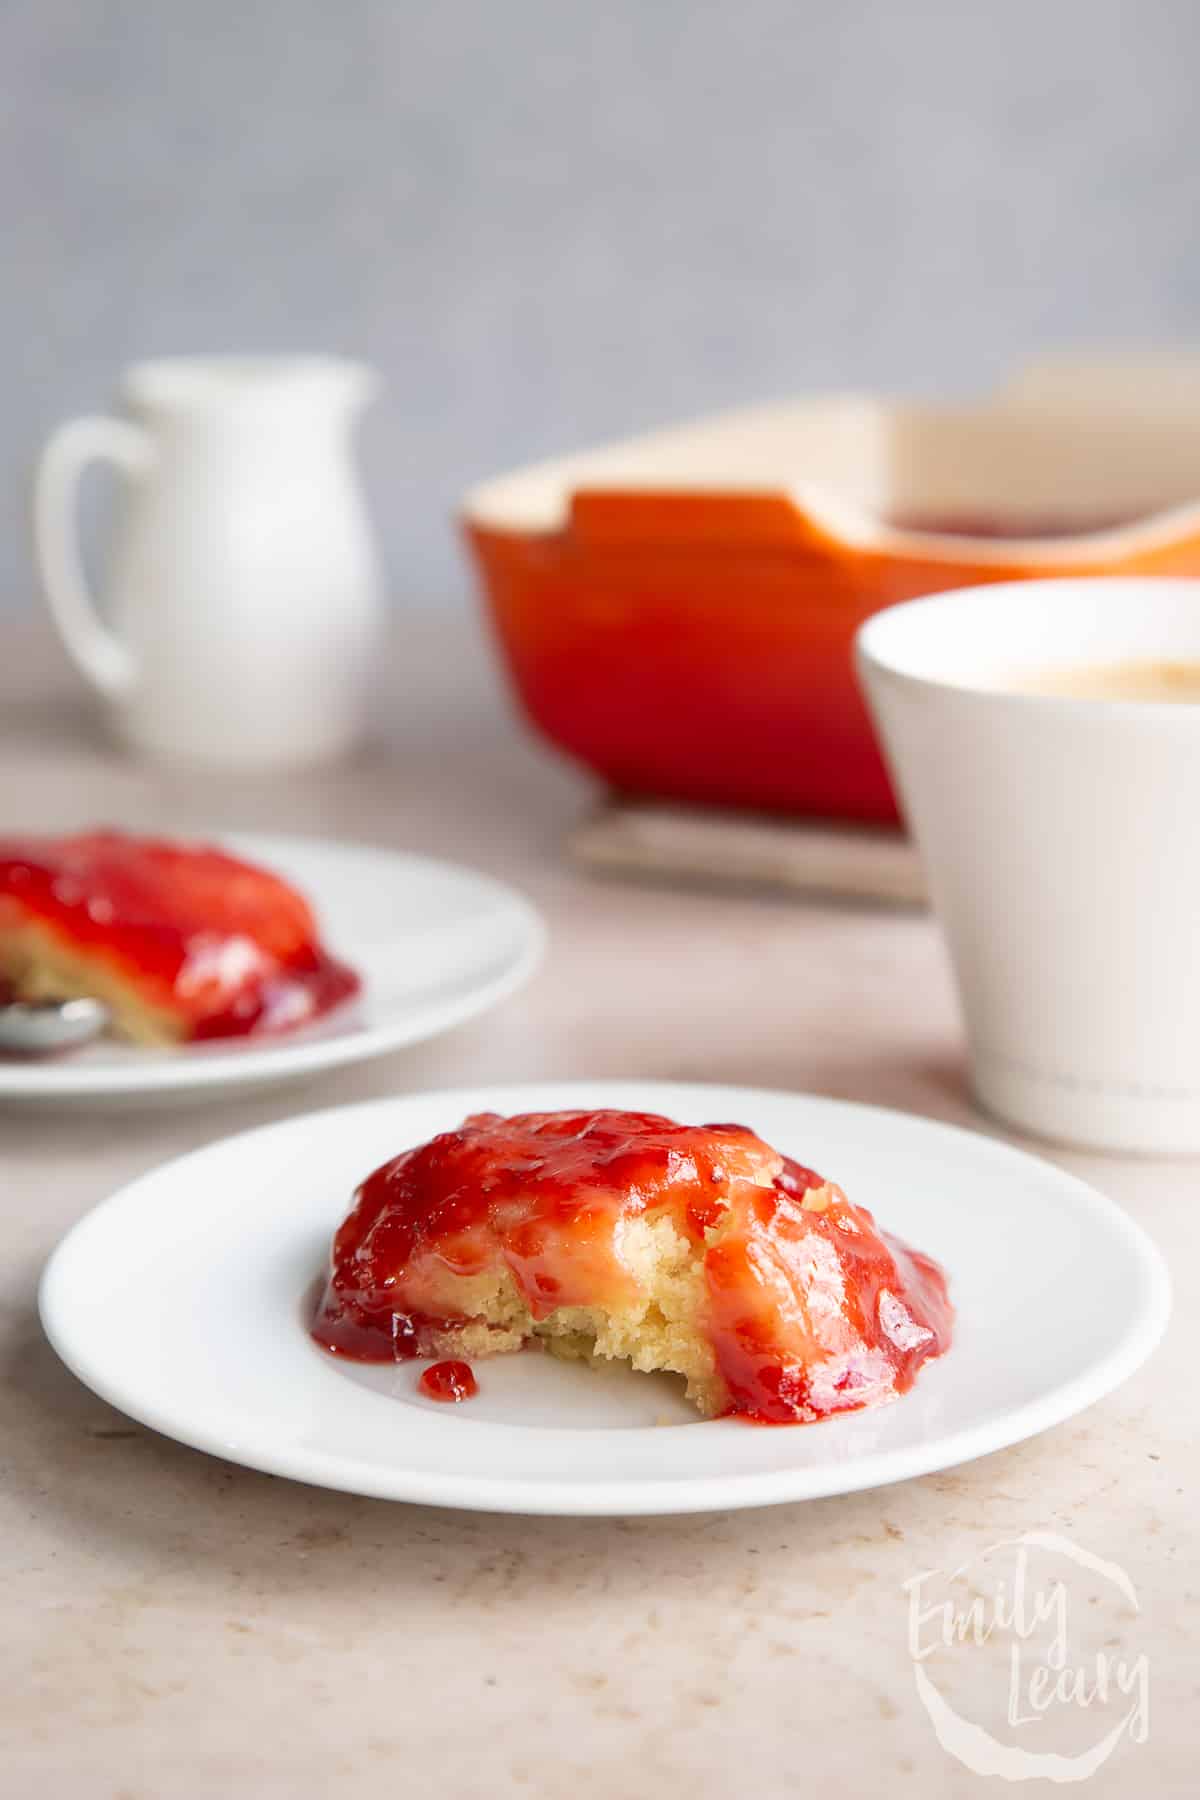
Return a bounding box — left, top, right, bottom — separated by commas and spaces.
1, 833, 544, 1102
39, 1081, 1170, 1515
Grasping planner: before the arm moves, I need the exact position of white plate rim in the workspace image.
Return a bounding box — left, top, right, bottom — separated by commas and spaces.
0, 832, 545, 1098
38, 1080, 1172, 1515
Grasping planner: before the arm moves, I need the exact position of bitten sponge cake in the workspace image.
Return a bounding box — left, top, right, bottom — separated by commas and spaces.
312, 1108, 952, 1422
0, 830, 358, 1045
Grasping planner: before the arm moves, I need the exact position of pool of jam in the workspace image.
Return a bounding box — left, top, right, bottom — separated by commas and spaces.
0, 830, 359, 1039
311, 1108, 952, 1425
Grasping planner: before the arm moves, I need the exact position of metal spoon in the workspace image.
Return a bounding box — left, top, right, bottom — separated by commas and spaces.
0, 996, 111, 1057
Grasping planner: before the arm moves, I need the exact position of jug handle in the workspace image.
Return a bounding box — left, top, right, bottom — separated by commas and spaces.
32, 416, 154, 697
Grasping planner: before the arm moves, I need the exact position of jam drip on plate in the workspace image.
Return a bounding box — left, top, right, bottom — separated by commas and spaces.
0, 830, 359, 1040
312, 1109, 952, 1425
418, 1361, 478, 1403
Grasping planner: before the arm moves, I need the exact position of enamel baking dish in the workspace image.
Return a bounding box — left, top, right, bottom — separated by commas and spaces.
463, 357, 1200, 823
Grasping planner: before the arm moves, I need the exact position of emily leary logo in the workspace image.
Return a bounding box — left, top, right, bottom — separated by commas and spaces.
904, 1532, 1149, 1783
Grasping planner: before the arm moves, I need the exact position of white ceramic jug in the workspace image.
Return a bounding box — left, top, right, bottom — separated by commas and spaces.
33, 356, 384, 768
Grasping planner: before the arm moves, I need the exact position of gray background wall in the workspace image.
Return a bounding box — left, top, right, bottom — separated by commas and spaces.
5, 0, 1200, 617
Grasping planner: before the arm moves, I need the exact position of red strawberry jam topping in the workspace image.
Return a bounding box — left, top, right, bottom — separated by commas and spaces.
312, 1109, 952, 1424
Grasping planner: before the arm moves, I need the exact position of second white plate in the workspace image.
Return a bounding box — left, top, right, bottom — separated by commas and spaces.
1, 833, 544, 1102
39, 1080, 1170, 1513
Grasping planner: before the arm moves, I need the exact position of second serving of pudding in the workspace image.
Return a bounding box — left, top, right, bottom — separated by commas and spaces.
313, 1107, 952, 1424
0, 829, 359, 1045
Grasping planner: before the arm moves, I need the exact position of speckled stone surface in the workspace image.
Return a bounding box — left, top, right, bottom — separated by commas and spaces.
1, 622, 1193, 1797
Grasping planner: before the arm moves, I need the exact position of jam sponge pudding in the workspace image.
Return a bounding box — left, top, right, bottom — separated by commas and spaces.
0, 830, 359, 1045
313, 1108, 952, 1423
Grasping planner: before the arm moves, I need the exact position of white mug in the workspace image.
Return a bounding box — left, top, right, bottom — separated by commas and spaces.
33, 356, 384, 768
858, 578, 1200, 1154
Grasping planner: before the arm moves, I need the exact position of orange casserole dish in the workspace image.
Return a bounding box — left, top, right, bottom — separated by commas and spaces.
463, 358, 1200, 824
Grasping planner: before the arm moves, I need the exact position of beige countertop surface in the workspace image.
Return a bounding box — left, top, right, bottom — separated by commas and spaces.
1, 620, 1194, 1798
